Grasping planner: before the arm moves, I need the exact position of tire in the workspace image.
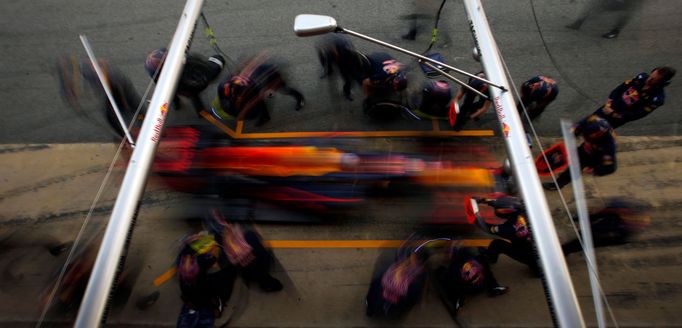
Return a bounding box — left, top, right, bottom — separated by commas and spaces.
365, 101, 406, 121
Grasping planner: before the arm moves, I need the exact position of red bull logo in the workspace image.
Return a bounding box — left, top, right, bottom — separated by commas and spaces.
151, 102, 169, 142
382, 60, 401, 74
494, 96, 505, 119
622, 87, 639, 106
502, 122, 511, 138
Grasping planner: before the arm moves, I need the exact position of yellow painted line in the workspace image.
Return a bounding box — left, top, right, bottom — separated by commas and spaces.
234, 129, 494, 139
266, 239, 492, 248
151, 239, 492, 286
415, 167, 494, 187
153, 267, 177, 287
200, 111, 494, 139
199, 111, 239, 138
236, 120, 244, 134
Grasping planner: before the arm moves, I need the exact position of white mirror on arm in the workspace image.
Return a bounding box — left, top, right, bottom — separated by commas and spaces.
294, 14, 338, 37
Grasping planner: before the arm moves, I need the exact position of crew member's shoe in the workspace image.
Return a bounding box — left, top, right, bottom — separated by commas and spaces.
401, 29, 417, 40
259, 275, 283, 292
602, 29, 620, 39
543, 182, 559, 191
565, 20, 583, 30
489, 285, 509, 296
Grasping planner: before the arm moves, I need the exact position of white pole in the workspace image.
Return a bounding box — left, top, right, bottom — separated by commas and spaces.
79, 35, 136, 147
340, 28, 504, 90
419, 60, 490, 99
74, 1, 204, 326
561, 119, 606, 328
462, 1, 585, 326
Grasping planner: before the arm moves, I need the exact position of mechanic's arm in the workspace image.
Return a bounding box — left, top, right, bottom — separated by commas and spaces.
453, 88, 465, 103
362, 78, 373, 96
470, 100, 491, 120
588, 153, 617, 176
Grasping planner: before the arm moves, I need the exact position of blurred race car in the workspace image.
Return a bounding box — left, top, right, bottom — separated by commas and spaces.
149, 126, 495, 212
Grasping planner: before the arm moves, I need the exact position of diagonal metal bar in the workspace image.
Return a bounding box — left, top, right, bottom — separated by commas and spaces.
340, 28, 506, 91
463, 1, 585, 326
74, 1, 204, 326
420, 60, 490, 100
561, 119, 606, 328
79, 35, 136, 147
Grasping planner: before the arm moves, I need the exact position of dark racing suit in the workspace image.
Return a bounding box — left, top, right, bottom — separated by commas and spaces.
363, 52, 406, 106
555, 120, 617, 189
176, 234, 235, 328
520, 75, 559, 121
80, 63, 142, 139
453, 71, 490, 131
417, 80, 452, 118
433, 247, 505, 317
216, 55, 304, 126
147, 52, 224, 115
317, 34, 370, 101
365, 252, 427, 318
177, 54, 225, 114
476, 196, 540, 275
583, 72, 665, 129
562, 199, 650, 255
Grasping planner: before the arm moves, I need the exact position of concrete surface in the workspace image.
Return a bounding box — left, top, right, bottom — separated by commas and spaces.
1, 135, 681, 327
0, 0, 681, 144
1, 0, 682, 327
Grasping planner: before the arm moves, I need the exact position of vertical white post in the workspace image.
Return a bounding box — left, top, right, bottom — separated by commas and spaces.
74, 1, 204, 327
462, 1, 585, 326
561, 119, 606, 328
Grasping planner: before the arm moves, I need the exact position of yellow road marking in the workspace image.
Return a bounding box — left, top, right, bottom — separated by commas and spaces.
153, 267, 177, 287
199, 111, 494, 139
233, 129, 493, 139
199, 111, 239, 138
152, 239, 492, 286
265, 239, 491, 248
236, 120, 244, 134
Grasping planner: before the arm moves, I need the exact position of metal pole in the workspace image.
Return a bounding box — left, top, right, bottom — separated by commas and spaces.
462, 0, 585, 326
419, 60, 490, 99
561, 119, 606, 328
74, 1, 204, 326
79, 35, 136, 147
340, 28, 505, 90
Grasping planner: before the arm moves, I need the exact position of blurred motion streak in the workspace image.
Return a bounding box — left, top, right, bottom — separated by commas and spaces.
145, 126, 496, 212
199, 110, 494, 139
412, 166, 493, 187
151, 238, 493, 287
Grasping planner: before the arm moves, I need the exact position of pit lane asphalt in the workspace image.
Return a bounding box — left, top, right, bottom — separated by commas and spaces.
1, 1, 682, 327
